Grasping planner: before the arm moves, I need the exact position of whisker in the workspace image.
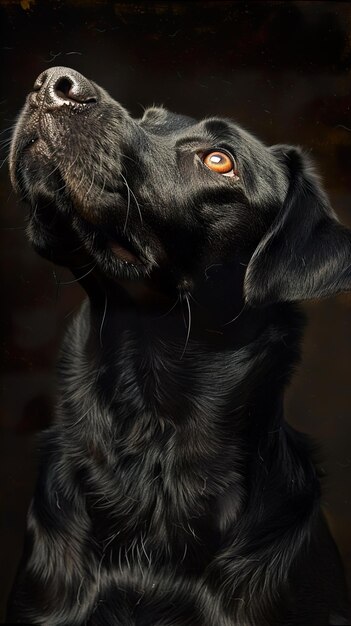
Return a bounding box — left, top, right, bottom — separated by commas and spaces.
188, 292, 202, 307
0, 124, 17, 138
97, 151, 107, 201
0, 154, 9, 170
129, 185, 143, 225
99, 293, 108, 348
120, 171, 143, 226
0, 138, 12, 148
153, 295, 180, 319
223, 302, 247, 326
121, 172, 131, 234
53, 262, 97, 286
85, 167, 96, 201
204, 263, 223, 280
180, 292, 192, 360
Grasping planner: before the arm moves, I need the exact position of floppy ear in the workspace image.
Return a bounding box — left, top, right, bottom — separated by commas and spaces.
244, 147, 351, 306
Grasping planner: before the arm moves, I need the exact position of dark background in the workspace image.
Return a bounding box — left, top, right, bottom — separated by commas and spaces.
1, 0, 350, 619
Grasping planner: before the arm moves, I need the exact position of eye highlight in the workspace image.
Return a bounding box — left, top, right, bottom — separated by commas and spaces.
202, 150, 238, 178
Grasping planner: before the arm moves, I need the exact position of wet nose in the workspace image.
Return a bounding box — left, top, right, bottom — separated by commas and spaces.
32, 66, 97, 109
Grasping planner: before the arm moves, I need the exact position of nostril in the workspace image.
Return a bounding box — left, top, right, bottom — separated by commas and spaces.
54, 77, 74, 100
53, 75, 97, 104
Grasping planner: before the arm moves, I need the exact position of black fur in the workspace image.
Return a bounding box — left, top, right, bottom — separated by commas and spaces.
7, 67, 351, 625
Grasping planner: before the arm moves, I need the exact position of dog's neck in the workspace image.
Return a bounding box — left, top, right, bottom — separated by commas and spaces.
63, 297, 301, 469
86, 287, 302, 411
62, 289, 305, 450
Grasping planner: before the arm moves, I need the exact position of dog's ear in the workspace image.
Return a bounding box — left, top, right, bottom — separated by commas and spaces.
244, 146, 351, 306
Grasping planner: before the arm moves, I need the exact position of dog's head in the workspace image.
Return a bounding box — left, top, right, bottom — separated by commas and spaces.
10, 67, 351, 310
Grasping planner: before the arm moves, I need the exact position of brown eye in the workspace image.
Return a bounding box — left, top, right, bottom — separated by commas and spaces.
203, 150, 236, 176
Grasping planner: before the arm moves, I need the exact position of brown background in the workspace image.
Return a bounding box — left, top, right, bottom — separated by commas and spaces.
0, 0, 351, 620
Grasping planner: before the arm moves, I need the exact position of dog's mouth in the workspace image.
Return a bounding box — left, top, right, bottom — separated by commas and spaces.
108, 238, 144, 267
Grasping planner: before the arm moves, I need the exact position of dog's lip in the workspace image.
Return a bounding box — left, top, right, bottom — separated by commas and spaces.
108, 239, 143, 266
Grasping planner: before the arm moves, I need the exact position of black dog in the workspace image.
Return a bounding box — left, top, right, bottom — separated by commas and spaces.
7, 67, 351, 625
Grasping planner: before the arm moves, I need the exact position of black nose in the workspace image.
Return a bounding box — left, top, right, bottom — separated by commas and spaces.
32, 67, 97, 109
